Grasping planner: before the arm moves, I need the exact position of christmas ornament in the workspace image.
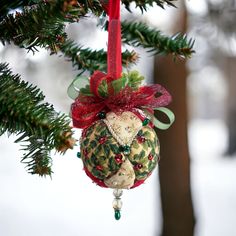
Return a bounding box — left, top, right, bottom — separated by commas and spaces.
68, 0, 175, 220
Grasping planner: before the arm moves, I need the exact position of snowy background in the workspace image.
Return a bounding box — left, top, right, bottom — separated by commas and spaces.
1, 119, 236, 236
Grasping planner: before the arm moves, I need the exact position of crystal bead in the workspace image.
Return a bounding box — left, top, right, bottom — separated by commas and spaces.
77, 152, 81, 158
112, 199, 123, 210
113, 189, 123, 198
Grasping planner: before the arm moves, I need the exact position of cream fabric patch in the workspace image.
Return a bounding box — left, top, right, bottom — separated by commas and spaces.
104, 159, 135, 189
103, 111, 142, 146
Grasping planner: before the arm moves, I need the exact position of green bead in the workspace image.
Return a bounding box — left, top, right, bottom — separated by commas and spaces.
98, 111, 106, 119
142, 118, 150, 126
114, 209, 121, 220
137, 130, 143, 136
119, 145, 130, 155
77, 152, 81, 158
123, 145, 130, 154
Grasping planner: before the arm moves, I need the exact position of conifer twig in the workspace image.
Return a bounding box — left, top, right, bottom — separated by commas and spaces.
121, 21, 195, 58
0, 63, 75, 176
57, 39, 139, 73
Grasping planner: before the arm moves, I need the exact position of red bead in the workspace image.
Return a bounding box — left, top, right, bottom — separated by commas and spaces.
115, 154, 123, 164
96, 165, 103, 171
99, 136, 107, 144
138, 164, 143, 169
137, 136, 146, 143
148, 154, 154, 161
134, 163, 143, 170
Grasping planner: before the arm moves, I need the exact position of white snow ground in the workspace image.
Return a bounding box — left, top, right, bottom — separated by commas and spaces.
0, 128, 161, 236
0, 119, 236, 236
190, 120, 236, 236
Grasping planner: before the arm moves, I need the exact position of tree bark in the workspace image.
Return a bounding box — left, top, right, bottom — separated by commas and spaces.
154, 3, 196, 236
225, 56, 236, 155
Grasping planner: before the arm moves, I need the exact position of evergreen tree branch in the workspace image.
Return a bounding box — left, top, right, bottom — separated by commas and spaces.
0, 63, 75, 176
0, 0, 183, 69
0, 0, 85, 52
57, 39, 139, 73
0, 9, 138, 74
0, 0, 133, 71
0, 0, 177, 20
122, 0, 177, 11
121, 21, 195, 58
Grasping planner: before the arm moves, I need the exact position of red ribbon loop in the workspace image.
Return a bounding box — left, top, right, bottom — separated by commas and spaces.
89, 71, 114, 98
89, 71, 108, 98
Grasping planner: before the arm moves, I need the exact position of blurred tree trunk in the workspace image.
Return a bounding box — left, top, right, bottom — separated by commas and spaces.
154, 3, 196, 236
226, 56, 236, 155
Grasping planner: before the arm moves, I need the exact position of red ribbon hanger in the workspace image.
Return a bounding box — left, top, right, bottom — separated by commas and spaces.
107, 0, 122, 79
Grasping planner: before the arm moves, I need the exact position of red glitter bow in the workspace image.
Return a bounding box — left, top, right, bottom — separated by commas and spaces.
71, 71, 172, 128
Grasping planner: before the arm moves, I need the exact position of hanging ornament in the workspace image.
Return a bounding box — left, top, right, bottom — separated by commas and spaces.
68, 0, 175, 220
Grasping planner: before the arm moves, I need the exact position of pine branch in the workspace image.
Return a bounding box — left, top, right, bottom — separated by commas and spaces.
122, 0, 177, 11
57, 39, 139, 73
0, 0, 184, 69
0, 9, 139, 74
77, 0, 104, 16
121, 21, 195, 58
0, 63, 75, 176
0, 0, 85, 51
0, 0, 117, 70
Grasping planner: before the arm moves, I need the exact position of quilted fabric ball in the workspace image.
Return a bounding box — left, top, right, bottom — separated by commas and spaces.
80, 111, 160, 189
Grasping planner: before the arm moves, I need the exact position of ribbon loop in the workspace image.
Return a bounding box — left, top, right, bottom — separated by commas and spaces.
89, 71, 108, 98
144, 107, 175, 130
67, 76, 89, 100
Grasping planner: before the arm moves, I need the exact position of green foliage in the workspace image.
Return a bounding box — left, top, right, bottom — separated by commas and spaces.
111, 76, 128, 94
0, 0, 84, 52
122, 0, 177, 12
122, 21, 195, 58
78, 70, 145, 97
0, 63, 73, 176
58, 40, 138, 73
125, 70, 144, 90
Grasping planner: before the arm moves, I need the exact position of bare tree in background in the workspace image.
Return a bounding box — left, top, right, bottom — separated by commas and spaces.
225, 56, 236, 155
154, 2, 196, 236
195, 0, 236, 155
